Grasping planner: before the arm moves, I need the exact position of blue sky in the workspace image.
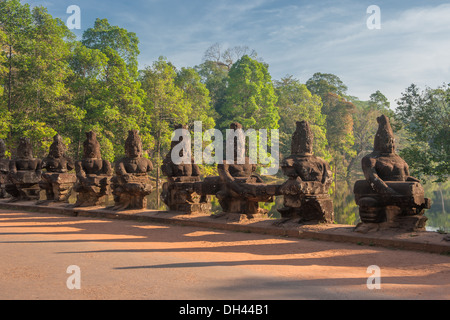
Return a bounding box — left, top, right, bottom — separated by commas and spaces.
26, 0, 450, 107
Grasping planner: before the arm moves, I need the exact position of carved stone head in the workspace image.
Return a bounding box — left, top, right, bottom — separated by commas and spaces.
125, 130, 143, 158
374, 115, 395, 154
48, 134, 66, 158
171, 124, 189, 157
17, 137, 33, 159
291, 121, 313, 156
83, 131, 102, 159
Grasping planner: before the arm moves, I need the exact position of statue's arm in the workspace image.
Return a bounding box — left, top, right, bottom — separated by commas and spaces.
218, 163, 234, 183
161, 158, 172, 177
147, 159, 154, 173
362, 157, 397, 194
115, 160, 127, 175
102, 160, 113, 176
66, 157, 75, 172
9, 160, 17, 175
322, 162, 333, 186
75, 161, 86, 179
403, 162, 420, 182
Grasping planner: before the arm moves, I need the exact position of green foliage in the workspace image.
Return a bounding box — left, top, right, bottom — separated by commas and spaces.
274, 75, 329, 161
82, 18, 140, 79
140, 56, 191, 157
395, 83, 450, 182
219, 55, 279, 131
18, 119, 57, 157
306, 72, 348, 97
175, 67, 216, 130
195, 60, 228, 119
0, 2, 447, 230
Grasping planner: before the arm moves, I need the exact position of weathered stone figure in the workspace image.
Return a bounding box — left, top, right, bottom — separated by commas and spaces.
0, 139, 9, 198
6, 137, 42, 202
277, 120, 334, 223
111, 130, 153, 210
215, 122, 273, 219
353, 115, 431, 231
38, 134, 76, 203
160, 124, 210, 213
73, 131, 112, 207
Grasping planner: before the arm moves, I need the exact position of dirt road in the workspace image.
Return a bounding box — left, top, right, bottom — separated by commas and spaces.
0, 208, 449, 300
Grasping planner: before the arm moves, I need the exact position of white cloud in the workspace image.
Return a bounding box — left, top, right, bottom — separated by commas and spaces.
25, 0, 450, 107
258, 2, 450, 106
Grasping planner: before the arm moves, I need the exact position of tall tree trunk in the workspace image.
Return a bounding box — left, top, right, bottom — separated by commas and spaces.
7, 44, 13, 146
156, 129, 161, 208
438, 183, 446, 214
334, 154, 338, 195
8, 45, 12, 114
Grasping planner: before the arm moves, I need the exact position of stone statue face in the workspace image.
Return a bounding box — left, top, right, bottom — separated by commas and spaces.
291, 120, 313, 155
83, 131, 102, 159
48, 134, 66, 158
125, 130, 143, 158
17, 137, 33, 159
171, 124, 189, 157
374, 115, 395, 154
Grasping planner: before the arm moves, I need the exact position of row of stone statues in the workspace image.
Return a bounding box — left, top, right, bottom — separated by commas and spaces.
0, 115, 431, 231
0, 130, 153, 211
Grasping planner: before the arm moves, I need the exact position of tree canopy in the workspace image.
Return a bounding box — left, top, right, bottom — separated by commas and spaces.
0, 0, 447, 223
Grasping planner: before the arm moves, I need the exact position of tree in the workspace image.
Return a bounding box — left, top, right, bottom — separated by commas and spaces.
0, 2, 78, 157
175, 67, 216, 130
196, 44, 259, 125
368, 90, 391, 111
274, 75, 329, 161
0, 0, 33, 143
140, 57, 192, 207
67, 43, 106, 157
321, 92, 356, 194
395, 83, 450, 182
26, 6, 80, 149
0, 27, 6, 97
321, 93, 355, 155
202, 43, 257, 71
219, 55, 279, 131
82, 18, 140, 79
306, 72, 348, 98
64, 20, 146, 162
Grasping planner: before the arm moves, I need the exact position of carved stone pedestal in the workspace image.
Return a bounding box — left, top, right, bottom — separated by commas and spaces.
354, 180, 431, 232
161, 176, 210, 214
278, 179, 333, 223
215, 176, 275, 219
111, 174, 153, 210
39, 172, 77, 203
73, 175, 111, 207
6, 171, 41, 202
0, 159, 9, 199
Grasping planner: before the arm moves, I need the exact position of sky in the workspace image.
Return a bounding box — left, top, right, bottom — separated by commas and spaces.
26, 0, 450, 108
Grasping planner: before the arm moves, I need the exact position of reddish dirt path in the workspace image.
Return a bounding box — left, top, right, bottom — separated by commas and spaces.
0, 209, 449, 300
